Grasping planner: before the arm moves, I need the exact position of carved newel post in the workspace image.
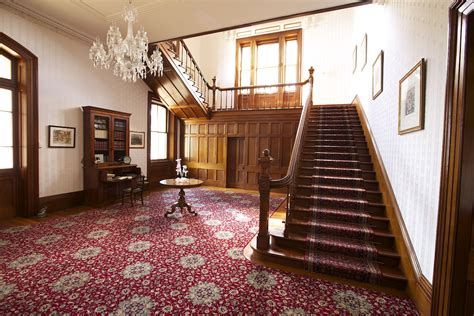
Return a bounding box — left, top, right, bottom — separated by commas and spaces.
257, 149, 273, 250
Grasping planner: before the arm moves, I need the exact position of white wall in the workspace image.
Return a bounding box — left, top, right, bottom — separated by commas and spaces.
184, 10, 355, 104
350, 1, 450, 282
0, 7, 150, 198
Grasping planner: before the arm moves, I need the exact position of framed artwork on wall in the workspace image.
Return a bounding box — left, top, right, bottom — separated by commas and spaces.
398, 59, 426, 135
372, 50, 384, 100
360, 33, 367, 71
48, 125, 76, 148
130, 131, 145, 148
352, 45, 357, 74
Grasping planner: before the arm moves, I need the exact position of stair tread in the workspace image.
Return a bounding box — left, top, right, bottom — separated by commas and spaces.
262, 244, 406, 283
298, 175, 377, 183
293, 194, 384, 206
288, 218, 394, 238
295, 184, 380, 195
272, 229, 398, 258
291, 206, 388, 221
300, 166, 374, 172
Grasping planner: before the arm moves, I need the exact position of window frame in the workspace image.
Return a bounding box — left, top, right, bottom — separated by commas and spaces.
149, 99, 169, 161
0, 48, 19, 173
235, 29, 302, 88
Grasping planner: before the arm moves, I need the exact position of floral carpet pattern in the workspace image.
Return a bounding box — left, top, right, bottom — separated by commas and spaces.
0, 188, 418, 315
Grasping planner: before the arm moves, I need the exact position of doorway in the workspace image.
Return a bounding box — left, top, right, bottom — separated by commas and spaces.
0, 33, 39, 218
226, 137, 246, 188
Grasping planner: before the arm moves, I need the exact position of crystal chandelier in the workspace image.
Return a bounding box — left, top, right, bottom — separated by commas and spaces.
89, 0, 163, 82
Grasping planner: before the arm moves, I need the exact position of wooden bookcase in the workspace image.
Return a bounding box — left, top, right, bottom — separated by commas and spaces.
83, 106, 140, 205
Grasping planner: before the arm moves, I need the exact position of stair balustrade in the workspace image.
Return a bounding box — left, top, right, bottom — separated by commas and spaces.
161, 39, 313, 112
256, 67, 314, 250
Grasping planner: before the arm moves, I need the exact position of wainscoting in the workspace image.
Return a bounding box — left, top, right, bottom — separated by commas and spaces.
183, 109, 301, 190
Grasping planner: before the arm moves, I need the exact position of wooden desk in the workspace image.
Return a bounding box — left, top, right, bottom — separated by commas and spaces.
84, 163, 141, 205
160, 178, 203, 217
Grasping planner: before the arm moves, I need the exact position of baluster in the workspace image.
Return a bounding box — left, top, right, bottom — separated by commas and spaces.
257, 149, 273, 250
212, 76, 216, 110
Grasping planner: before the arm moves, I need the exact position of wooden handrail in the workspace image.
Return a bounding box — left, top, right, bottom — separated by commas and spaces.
271, 69, 313, 188
214, 80, 309, 91
256, 67, 314, 250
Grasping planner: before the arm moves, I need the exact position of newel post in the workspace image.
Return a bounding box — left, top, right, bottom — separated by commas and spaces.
211, 76, 217, 110
257, 149, 273, 250
308, 67, 314, 99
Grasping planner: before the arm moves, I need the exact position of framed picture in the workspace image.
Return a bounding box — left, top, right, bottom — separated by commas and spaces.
48, 125, 76, 148
398, 59, 426, 135
360, 33, 367, 71
352, 45, 357, 74
130, 131, 145, 148
372, 50, 384, 100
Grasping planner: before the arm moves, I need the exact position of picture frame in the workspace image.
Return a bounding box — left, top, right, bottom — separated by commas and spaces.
352, 45, 357, 74
360, 33, 367, 71
48, 125, 76, 148
398, 59, 426, 135
130, 131, 145, 148
372, 50, 384, 100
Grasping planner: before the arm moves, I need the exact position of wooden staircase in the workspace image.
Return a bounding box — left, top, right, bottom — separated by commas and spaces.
252, 104, 408, 290
144, 40, 211, 119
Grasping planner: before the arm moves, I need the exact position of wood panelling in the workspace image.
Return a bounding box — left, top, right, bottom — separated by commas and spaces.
184, 109, 300, 190
38, 191, 84, 213
0, 177, 17, 219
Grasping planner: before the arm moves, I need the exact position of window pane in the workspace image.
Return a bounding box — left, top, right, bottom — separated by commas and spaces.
150, 104, 158, 132
0, 88, 12, 112
157, 106, 167, 133
157, 133, 167, 160
0, 112, 12, 147
0, 54, 12, 80
240, 70, 251, 87
0, 146, 13, 169
257, 43, 279, 68
285, 65, 297, 84
285, 40, 298, 66
241, 46, 251, 70
257, 67, 279, 86
150, 132, 159, 160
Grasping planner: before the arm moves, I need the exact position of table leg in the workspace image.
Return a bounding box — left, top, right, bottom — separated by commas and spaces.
165, 188, 198, 217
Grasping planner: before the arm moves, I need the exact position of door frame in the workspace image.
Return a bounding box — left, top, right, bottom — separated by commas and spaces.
431, 1, 474, 314
0, 32, 39, 217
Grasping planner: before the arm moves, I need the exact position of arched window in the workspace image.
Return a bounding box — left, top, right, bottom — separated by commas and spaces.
0, 48, 17, 169
150, 101, 168, 160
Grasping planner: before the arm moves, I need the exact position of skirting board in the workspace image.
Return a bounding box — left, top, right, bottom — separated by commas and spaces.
352, 96, 432, 315
38, 191, 84, 214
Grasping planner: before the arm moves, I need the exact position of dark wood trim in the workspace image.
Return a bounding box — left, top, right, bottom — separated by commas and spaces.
39, 191, 84, 213
432, 1, 474, 315
150, 1, 372, 43
0, 32, 39, 218
353, 95, 432, 315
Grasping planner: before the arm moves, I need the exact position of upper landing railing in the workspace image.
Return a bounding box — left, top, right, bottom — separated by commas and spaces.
164, 39, 313, 111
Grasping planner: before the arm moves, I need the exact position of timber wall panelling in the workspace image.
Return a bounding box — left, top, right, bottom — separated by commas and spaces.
183, 110, 300, 190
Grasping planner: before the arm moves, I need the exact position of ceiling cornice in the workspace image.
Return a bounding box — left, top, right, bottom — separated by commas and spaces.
0, 0, 94, 44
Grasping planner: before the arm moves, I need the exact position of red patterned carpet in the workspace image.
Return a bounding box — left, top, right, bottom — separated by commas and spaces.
0, 188, 418, 314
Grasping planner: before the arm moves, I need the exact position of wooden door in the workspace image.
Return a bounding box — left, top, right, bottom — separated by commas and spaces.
0, 49, 19, 219
226, 137, 246, 188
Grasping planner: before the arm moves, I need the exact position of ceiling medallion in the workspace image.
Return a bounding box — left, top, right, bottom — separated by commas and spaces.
89, 0, 163, 82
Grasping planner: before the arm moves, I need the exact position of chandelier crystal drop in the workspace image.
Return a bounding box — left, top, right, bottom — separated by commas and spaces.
89, 0, 163, 82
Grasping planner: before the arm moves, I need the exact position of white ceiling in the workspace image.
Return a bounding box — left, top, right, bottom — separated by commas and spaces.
4, 0, 365, 42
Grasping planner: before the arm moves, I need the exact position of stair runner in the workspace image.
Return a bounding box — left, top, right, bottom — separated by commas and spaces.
273, 104, 407, 289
